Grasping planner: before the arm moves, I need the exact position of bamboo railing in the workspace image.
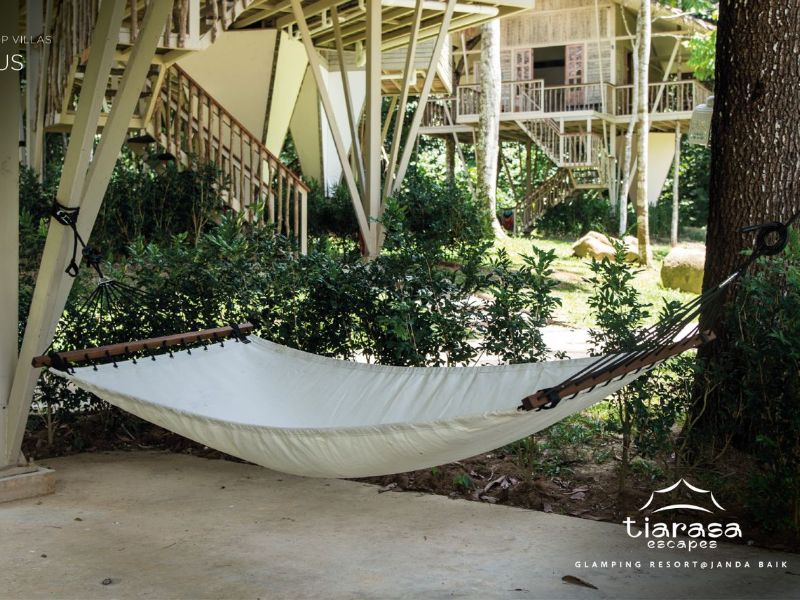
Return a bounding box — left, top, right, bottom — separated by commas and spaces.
152, 65, 308, 252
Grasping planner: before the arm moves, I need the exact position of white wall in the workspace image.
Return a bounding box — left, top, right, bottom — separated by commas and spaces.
178, 30, 277, 138
626, 131, 677, 206
289, 64, 366, 193
265, 32, 308, 155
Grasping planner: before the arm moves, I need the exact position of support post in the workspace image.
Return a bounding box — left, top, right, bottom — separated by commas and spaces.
0, 0, 20, 467
392, 0, 457, 195
290, 0, 374, 255
383, 0, 424, 201
25, 0, 44, 171
331, 5, 366, 189
364, 0, 382, 256
671, 122, 681, 247
1, 0, 173, 468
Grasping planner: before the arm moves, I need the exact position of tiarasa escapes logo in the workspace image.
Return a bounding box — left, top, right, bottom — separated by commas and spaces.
623, 479, 742, 552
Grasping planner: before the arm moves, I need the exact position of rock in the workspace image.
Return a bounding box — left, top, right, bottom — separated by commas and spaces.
622, 236, 640, 262
572, 231, 615, 261
661, 247, 705, 293
573, 231, 639, 262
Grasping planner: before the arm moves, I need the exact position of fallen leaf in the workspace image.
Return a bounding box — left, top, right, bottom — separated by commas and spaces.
378, 483, 397, 493
562, 575, 598, 589
570, 491, 586, 501
543, 503, 553, 513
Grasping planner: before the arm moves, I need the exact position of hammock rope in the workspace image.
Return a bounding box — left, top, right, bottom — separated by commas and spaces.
520, 216, 798, 411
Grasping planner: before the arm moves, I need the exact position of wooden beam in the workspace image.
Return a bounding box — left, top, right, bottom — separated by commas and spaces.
289, 0, 374, 255
392, 0, 456, 194
383, 0, 423, 201
2, 0, 172, 467
520, 332, 714, 411
232, 0, 289, 29
276, 0, 344, 29
650, 36, 681, 112
32, 323, 255, 368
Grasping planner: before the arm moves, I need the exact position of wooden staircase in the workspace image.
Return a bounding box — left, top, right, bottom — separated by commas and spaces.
41, 0, 307, 251
149, 65, 307, 247
512, 117, 608, 234
513, 168, 577, 235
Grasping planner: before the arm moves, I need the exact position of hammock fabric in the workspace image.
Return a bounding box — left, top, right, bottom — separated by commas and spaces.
53, 336, 652, 478
39, 212, 795, 479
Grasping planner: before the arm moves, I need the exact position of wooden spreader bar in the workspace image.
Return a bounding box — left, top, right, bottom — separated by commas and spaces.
519, 331, 715, 411
32, 322, 255, 368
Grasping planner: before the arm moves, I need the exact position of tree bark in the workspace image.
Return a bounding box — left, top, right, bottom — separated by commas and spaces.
634, 1, 652, 265
691, 1, 800, 440
476, 19, 506, 238
617, 7, 639, 237
445, 136, 456, 184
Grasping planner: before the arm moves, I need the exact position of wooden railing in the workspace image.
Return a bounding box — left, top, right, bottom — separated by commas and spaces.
425, 80, 710, 128
421, 97, 458, 129
513, 168, 575, 235
541, 83, 613, 114
456, 79, 545, 120
45, 0, 233, 128
615, 80, 711, 116
519, 119, 605, 169
152, 65, 308, 252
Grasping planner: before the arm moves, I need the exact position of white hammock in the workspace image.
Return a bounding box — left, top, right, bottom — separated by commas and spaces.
55, 336, 645, 478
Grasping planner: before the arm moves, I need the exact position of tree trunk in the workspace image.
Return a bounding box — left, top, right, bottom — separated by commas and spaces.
690, 2, 800, 441
617, 9, 640, 237
476, 19, 506, 238
671, 124, 681, 247
445, 136, 456, 184
634, 1, 652, 265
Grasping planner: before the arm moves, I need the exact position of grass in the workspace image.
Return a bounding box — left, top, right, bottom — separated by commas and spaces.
495, 234, 699, 328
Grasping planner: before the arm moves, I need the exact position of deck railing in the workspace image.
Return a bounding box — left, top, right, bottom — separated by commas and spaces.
421, 96, 458, 128
426, 79, 710, 129
152, 65, 308, 252
615, 80, 711, 116
541, 83, 613, 114
457, 79, 545, 120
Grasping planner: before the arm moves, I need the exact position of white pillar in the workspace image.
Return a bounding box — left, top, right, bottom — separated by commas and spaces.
0, 0, 20, 467
364, 0, 382, 256
25, 0, 44, 171
1, 0, 173, 467
671, 122, 681, 247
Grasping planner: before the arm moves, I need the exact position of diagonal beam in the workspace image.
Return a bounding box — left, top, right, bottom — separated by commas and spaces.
331, 4, 365, 189
1, 0, 173, 467
383, 0, 424, 201
289, 0, 374, 255
392, 0, 456, 195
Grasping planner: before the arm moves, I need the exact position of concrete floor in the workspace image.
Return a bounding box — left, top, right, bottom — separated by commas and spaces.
1, 452, 798, 599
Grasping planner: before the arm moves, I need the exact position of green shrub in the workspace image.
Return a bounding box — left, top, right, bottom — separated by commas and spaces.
384, 169, 492, 257
587, 243, 691, 492
536, 192, 613, 238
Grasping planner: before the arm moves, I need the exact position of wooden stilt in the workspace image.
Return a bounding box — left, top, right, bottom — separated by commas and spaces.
1, 0, 174, 468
